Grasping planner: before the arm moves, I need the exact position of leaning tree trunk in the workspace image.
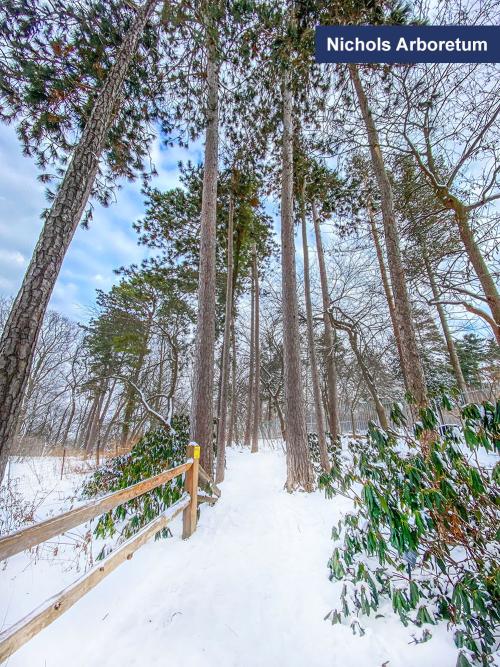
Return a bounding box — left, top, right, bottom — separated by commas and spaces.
453, 204, 500, 344
83, 394, 100, 455
301, 197, 330, 472
350, 64, 428, 411
215, 198, 234, 483
243, 270, 255, 446
343, 325, 389, 431
275, 399, 286, 443
120, 333, 149, 447
75, 399, 92, 450
413, 181, 500, 341
61, 392, 76, 447
281, 77, 314, 492
251, 244, 261, 454
422, 248, 469, 400
367, 198, 409, 392
311, 201, 340, 440
189, 29, 220, 475
0, 0, 161, 482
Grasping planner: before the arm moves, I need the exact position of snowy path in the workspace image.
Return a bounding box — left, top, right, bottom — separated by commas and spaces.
2, 446, 458, 666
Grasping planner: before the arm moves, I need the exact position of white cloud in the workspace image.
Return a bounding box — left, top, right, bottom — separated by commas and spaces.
0, 124, 201, 323
0, 249, 26, 267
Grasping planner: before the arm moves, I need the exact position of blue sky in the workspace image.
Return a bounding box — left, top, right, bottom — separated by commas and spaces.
0, 125, 203, 322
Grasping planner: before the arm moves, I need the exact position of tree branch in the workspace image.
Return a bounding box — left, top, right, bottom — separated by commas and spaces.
109, 376, 172, 430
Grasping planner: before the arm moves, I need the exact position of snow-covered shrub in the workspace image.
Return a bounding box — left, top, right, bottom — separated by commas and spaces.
0, 477, 37, 535
81, 414, 190, 546
307, 432, 341, 473
320, 398, 499, 666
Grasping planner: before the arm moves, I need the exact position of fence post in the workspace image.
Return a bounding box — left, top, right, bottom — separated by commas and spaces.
183, 443, 200, 538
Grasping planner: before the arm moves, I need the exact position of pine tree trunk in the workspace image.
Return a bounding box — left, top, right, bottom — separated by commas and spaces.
311, 201, 340, 440
422, 249, 469, 400
244, 271, 255, 446
189, 28, 219, 475
215, 198, 234, 483
276, 401, 286, 442
0, 0, 161, 481
281, 77, 314, 492
367, 198, 409, 392
301, 199, 330, 472
226, 322, 237, 448
251, 244, 260, 454
350, 64, 428, 410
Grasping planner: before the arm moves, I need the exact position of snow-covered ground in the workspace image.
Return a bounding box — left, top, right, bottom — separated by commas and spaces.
1, 445, 461, 666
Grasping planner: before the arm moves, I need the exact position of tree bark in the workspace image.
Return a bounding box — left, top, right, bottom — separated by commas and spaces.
281, 76, 314, 492
408, 161, 500, 340
367, 198, 409, 392
53, 403, 70, 447
275, 399, 286, 442
103, 398, 126, 451
166, 339, 179, 417
301, 197, 330, 472
422, 249, 469, 400
189, 26, 220, 475
244, 269, 255, 446
0, 0, 161, 481
215, 197, 234, 483
75, 399, 92, 450
453, 204, 500, 342
61, 392, 76, 447
251, 244, 260, 454
333, 319, 389, 432
120, 338, 149, 447
350, 64, 428, 410
226, 320, 237, 448
311, 201, 340, 440
83, 394, 100, 454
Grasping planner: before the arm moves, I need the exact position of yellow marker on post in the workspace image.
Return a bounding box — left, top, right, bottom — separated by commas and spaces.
183, 443, 200, 539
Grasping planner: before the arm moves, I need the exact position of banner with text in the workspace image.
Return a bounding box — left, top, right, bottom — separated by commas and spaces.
315, 25, 500, 63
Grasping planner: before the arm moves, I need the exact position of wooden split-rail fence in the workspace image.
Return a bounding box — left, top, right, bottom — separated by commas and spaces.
0, 443, 220, 663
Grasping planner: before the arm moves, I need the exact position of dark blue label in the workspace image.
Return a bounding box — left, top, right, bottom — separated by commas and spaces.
315, 26, 500, 63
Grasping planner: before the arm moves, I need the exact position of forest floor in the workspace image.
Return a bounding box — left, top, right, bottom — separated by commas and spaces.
1, 444, 461, 667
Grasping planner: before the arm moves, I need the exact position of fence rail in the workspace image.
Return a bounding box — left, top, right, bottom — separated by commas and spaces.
0, 460, 192, 561
0, 443, 219, 663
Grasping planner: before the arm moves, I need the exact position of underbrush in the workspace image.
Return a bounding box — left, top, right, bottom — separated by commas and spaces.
307, 431, 341, 473
81, 414, 190, 553
319, 398, 499, 666
0, 477, 38, 536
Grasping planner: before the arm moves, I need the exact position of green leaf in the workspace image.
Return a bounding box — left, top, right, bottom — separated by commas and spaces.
456, 651, 472, 667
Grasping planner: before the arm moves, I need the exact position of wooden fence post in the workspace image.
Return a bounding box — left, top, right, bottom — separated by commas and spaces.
183, 443, 200, 538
